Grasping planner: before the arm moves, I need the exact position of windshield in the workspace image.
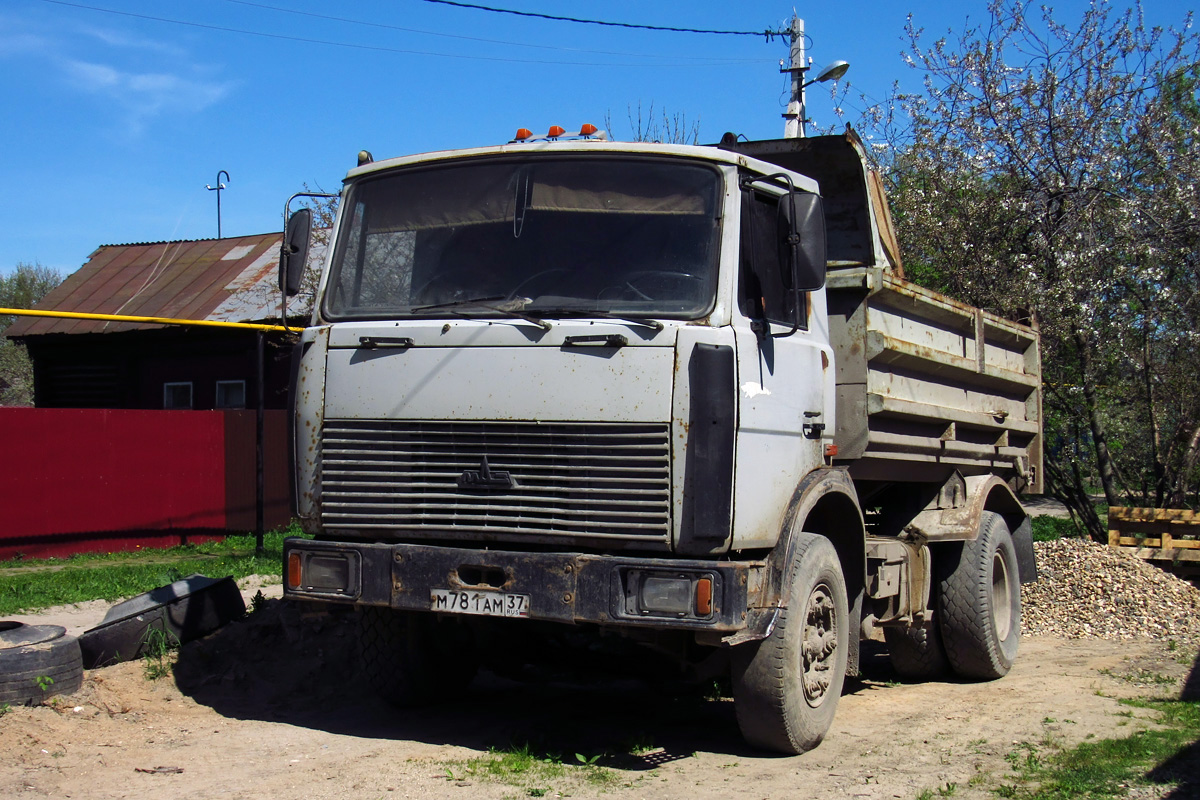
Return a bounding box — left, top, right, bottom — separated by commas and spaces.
323, 156, 722, 321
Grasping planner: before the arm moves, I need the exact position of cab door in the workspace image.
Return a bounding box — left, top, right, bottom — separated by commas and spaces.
731, 184, 833, 550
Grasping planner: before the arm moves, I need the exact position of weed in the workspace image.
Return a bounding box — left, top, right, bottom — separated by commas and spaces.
703, 678, 732, 700
34, 675, 54, 693
1005, 742, 1041, 771
1100, 667, 1177, 687
0, 702, 9, 717
993, 699, 1200, 799
915, 790, 934, 800
622, 732, 657, 756
250, 589, 267, 615
446, 742, 618, 795
142, 627, 180, 681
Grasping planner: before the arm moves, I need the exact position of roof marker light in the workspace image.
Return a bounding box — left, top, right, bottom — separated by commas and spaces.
547, 125, 566, 138
579, 123, 598, 136
513, 128, 534, 141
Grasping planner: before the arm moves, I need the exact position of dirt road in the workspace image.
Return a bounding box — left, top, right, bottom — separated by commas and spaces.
2, 586, 1197, 800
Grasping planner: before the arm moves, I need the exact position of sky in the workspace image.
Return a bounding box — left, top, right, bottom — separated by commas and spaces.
1, 0, 1194, 278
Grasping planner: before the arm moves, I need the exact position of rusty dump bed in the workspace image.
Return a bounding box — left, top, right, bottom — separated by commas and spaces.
827, 267, 1042, 491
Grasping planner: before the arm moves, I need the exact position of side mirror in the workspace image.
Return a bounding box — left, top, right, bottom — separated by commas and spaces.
778, 192, 827, 294
280, 208, 313, 297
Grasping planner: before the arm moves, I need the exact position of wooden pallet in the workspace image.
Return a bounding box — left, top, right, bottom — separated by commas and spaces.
1108, 507, 1200, 575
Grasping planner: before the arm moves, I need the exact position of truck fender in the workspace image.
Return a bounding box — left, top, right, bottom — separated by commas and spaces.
727, 467, 865, 674
905, 475, 1036, 584
964, 475, 1037, 584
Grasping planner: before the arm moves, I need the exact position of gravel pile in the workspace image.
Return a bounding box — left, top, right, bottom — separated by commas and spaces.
1021, 537, 1200, 648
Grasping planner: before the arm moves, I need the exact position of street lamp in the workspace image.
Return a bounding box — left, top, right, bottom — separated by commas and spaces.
781, 17, 850, 139
206, 170, 230, 239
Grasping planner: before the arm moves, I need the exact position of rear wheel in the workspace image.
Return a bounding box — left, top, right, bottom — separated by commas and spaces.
732, 533, 848, 754
883, 619, 949, 680
357, 607, 477, 706
937, 511, 1021, 679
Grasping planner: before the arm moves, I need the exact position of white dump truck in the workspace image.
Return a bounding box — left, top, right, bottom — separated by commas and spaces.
279, 125, 1041, 754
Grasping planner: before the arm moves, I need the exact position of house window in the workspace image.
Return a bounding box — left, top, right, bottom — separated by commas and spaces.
163, 382, 193, 409
216, 380, 247, 409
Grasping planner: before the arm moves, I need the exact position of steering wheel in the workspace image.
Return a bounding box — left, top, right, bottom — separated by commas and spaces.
410, 268, 480, 307
507, 268, 571, 300
606, 271, 704, 302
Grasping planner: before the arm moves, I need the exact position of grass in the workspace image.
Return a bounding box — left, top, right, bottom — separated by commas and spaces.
442, 742, 620, 796
994, 699, 1200, 799
0, 522, 307, 615
1030, 516, 1082, 542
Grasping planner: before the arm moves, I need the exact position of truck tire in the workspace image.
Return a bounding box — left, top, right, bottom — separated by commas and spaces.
731, 533, 848, 754
357, 607, 477, 706
0, 622, 84, 705
79, 574, 245, 668
883, 620, 949, 680
937, 511, 1021, 680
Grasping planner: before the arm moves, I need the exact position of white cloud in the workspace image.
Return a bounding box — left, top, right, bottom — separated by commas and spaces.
79, 26, 187, 59
65, 58, 231, 123
0, 14, 233, 135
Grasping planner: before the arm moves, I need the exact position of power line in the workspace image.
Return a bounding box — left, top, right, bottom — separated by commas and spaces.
35, 0, 770, 67
419, 0, 785, 40
219, 0, 763, 63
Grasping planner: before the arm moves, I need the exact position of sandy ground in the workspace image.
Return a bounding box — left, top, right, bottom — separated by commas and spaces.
2, 579, 1198, 800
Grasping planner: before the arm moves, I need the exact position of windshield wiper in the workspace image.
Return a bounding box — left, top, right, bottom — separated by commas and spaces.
525, 306, 664, 332
413, 295, 552, 331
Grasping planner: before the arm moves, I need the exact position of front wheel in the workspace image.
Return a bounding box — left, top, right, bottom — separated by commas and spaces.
732, 533, 848, 754
937, 511, 1021, 679
357, 607, 477, 706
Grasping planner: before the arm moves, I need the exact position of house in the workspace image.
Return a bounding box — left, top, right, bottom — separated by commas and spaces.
1, 232, 319, 555
7, 232, 310, 409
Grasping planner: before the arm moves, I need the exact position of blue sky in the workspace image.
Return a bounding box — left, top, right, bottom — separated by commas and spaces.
1, 0, 1193, 278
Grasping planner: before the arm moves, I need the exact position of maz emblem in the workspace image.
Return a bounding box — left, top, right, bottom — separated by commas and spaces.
458, 456, 515, 490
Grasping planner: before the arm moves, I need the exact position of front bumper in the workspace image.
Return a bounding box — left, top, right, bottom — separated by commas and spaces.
283, 538, 760, 633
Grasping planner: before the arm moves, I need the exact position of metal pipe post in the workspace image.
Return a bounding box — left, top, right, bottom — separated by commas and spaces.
256, 329, 265, 555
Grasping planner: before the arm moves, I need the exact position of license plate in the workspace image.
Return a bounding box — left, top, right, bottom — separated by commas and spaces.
430, 588, 530, 618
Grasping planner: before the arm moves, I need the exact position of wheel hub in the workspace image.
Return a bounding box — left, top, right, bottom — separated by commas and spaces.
801, 582, 838, 706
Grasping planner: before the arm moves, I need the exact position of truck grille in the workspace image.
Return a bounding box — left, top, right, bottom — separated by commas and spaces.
320, 420, 672, 548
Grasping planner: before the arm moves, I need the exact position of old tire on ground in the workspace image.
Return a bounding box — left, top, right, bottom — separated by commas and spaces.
883, 619, 949, 680
357, 607, 477, 706
0, 622, 84, 705
731, 533, 848, 754
79, 574, 246, 669
937, 511, 1021, 680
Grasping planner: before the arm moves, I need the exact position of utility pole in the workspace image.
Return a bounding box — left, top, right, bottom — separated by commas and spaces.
780, 19, 850, 140
206, 170, 230, 239
781, 16, 808, 139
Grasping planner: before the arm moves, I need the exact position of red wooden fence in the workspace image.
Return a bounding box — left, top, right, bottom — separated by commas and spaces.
0, 408, 290, 559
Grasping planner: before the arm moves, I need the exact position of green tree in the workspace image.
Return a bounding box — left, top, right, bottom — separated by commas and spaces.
0, 262, 63, 406
859, 0, 1200, 534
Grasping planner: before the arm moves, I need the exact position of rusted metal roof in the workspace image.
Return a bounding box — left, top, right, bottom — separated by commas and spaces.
8, 233, 291, 337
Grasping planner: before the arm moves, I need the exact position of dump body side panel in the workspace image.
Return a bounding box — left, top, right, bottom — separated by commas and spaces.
827, 267, 1042, 493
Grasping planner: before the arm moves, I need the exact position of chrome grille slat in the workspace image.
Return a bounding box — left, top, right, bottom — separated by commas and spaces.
320, 420, 672, 548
